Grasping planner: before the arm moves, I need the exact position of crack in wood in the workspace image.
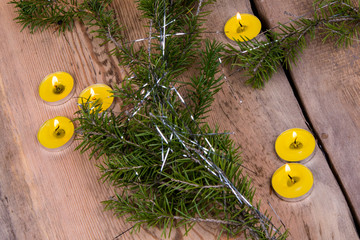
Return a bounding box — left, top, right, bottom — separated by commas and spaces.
249, 0, 360, 237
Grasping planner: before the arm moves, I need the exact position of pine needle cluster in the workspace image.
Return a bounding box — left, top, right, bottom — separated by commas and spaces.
10, 0, 287, 239
224, 0, 360, 88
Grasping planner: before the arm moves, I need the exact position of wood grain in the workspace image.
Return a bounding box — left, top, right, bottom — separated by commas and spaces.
0, 0, 358, 239
0, 0, 226, 239
253, 0, 360, 229
202, 0, 358, 239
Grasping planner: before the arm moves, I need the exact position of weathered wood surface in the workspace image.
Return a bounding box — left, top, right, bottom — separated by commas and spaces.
253, 0, 360, 229
0, 0, 358, 240
203, 1, 358, 239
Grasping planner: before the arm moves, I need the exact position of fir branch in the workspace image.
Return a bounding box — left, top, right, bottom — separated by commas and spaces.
102, 164, 161, 173
224, 0, 360, 88
159, 215, 244, 226
11, 0, 288, 239
166, 178, 224, 189
188, 40, 224, 121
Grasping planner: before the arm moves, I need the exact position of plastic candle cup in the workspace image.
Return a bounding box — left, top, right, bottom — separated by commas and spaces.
37, 116, 75, 151
275, 128, 316, 163
78, 84, 114, 112
39, 72, 75, 105
271, 163, 314, 201
224, 12, 261, 42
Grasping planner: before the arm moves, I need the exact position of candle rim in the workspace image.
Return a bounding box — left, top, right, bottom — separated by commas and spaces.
275, 128, 316, 163
224, 13, 261, 42
271, 163, 314, 200
78, 83, 114, 112
37, 116, 75, 150
39, 71, 75, 105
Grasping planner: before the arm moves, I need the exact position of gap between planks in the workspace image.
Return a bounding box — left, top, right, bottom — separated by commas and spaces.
248, 0, 360, 237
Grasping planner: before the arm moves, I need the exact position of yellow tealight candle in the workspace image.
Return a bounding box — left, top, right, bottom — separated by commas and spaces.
37, 116, 75, 151
39, 72, 75, 105
224, 12, 261, 41
78, 84, 114, 112
272, 163, 314, 201
275, 128, 316, 163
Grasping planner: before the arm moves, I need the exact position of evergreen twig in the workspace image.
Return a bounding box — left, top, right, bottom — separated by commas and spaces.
224, 0, 360, 88
10, 0, 288, 239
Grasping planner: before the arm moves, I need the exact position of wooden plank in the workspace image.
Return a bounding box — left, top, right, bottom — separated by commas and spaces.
253, 0, 360, 229
0, 79, 42, 240
202, 0, 358, 239
0, 4, 130, 239
0, 0, 358, 239
0, 1, 218, 239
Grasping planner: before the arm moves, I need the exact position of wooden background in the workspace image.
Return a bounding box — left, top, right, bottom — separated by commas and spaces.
0, 0, 359, 239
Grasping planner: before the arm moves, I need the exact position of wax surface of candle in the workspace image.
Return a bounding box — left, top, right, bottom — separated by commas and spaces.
78, 84, 114, 112
39, 72, 75, 104
272, 163, 314, 200
275, 128, 316, 162
224, 13, 261, 41
37, 116, 74, 150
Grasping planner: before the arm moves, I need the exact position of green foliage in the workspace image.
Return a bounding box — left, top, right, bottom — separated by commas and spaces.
9, 0, 121, 37
10, 0, 288, 239
224, 0, 360, 88
188, 41, 224, 122
74, 37, 285, 238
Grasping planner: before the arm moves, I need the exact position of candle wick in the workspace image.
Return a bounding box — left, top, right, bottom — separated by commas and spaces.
239, 21, 243, 28
52, 83, 65, 94
53, 124, 65, 138
288, 174, 296, 183
290, 137, 303, 149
